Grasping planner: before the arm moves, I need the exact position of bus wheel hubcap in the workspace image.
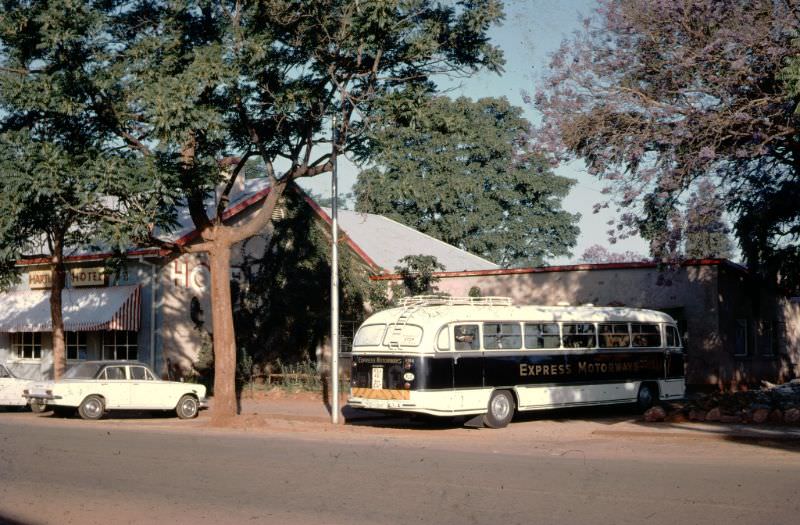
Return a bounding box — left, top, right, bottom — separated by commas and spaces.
491, 395, 510, 419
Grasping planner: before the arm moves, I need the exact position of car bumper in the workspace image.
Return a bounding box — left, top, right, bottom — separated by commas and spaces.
23, 393, 62, 401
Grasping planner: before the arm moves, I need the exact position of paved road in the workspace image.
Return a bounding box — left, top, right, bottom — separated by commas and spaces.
1, 416, 798, 525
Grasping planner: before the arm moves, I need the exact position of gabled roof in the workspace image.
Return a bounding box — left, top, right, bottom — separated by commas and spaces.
17, 178, 500, 274
314, 206, 499, 272
157, 179, 499, 272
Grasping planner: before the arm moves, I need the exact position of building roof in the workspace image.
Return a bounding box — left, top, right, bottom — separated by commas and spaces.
370, 258, 746, 281
315, 207, 499, 273
16, 178, 499, 273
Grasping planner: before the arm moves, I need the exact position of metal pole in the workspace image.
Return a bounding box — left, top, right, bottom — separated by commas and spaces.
330, 114, 340, 425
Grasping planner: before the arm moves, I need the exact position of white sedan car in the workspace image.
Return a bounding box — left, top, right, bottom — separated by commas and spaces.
24, 361, 207, 420
0, 364, 31, 409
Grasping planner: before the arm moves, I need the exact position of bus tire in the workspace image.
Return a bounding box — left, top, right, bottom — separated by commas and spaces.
637, 382, 658, 411
483, 390, 515, 429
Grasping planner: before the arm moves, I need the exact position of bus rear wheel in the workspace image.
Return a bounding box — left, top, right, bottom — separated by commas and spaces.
483, 390, 515, 429
637, 382, 658, 411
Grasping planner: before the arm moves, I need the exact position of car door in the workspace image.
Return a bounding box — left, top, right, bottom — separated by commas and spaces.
97, 365, 132, 408
129, 365, 170, 409
0, 365, 13, 405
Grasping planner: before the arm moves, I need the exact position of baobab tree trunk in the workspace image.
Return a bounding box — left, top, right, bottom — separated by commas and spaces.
208, 240, 238, 422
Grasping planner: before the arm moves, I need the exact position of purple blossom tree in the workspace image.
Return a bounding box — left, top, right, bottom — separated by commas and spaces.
533, 0, 800, 290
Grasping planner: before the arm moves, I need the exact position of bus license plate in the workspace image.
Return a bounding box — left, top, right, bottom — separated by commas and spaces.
371, 367, 384, 390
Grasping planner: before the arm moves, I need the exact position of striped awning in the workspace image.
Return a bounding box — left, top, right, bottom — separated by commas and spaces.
0, 285, 140, 332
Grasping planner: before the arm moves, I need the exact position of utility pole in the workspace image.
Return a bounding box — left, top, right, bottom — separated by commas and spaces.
330, 114, 340, 425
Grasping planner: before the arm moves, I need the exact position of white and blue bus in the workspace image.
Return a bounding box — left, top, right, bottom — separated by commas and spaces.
348, 296, 685, 428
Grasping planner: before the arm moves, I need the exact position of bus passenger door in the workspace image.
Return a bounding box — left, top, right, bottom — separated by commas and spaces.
453, 324, 484, 412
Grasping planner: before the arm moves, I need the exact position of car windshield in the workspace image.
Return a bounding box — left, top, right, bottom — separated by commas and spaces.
63, 362, 105, 379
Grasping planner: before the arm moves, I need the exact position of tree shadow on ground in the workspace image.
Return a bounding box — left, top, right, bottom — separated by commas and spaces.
629, 419, 800, 453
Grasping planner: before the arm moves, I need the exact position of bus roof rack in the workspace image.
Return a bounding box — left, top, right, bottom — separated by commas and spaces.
398, 295, 513, 307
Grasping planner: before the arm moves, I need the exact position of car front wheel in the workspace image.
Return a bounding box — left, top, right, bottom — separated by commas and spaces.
175, 395, 199, 419
78, 395, 105, 420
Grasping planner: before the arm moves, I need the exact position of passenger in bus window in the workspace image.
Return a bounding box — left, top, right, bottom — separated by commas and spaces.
454, 325, 479, 350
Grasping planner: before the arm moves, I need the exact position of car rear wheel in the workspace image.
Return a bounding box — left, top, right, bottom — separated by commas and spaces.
175, 395, 199, 419
78, 395, 105, 420
29, 400, 49, 413
482, 389, 515, 429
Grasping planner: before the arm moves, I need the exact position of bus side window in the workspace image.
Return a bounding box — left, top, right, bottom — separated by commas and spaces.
454, 324, 480, 351
666, 325, 681, 348
632, 323, 661, 347
483, 323, 522, 350
524, 323, 560, 349
599, 323, 630, 348
562, 323, 596, 348
436, 326, 451, 351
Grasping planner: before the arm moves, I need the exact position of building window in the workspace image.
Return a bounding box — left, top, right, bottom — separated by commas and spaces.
12, 332, 42, 360
759, 321, 782, 357
102, 331, 138, 361
734, 319, 748, 357
66, 331, 88, 360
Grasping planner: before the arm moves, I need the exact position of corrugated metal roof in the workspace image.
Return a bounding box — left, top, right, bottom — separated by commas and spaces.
320, 207, 499, 272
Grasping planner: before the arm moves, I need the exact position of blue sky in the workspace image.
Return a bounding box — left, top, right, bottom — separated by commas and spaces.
299, 0, 649, 265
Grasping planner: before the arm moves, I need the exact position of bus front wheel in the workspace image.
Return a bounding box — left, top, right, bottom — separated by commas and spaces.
483, 390, 515, 429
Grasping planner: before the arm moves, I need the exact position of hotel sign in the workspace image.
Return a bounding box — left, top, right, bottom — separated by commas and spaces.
28, 271, 53, 289
71, 267, 106, 287
28, 267, 106, 289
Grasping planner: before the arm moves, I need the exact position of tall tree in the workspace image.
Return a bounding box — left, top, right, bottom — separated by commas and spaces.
355, 96, 579, 267
0, 1, 169, 379
104, 1, 505, 421
533, 0, 800, 289
233, 189, 386, 370
683, 180, 734, 260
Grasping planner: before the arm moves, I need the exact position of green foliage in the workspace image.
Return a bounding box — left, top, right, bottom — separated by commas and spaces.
233, 189, 387, 366
392, 254, 445, 297
0, 0, 178, 281
355, 96, 579, 267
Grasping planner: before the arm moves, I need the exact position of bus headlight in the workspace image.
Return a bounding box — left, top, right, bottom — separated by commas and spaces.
404, 382, 411, 390
403, 372, 415, 381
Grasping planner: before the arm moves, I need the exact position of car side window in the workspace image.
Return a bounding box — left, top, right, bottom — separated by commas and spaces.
130, 366, 154, 380
103, 366, 127, 380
